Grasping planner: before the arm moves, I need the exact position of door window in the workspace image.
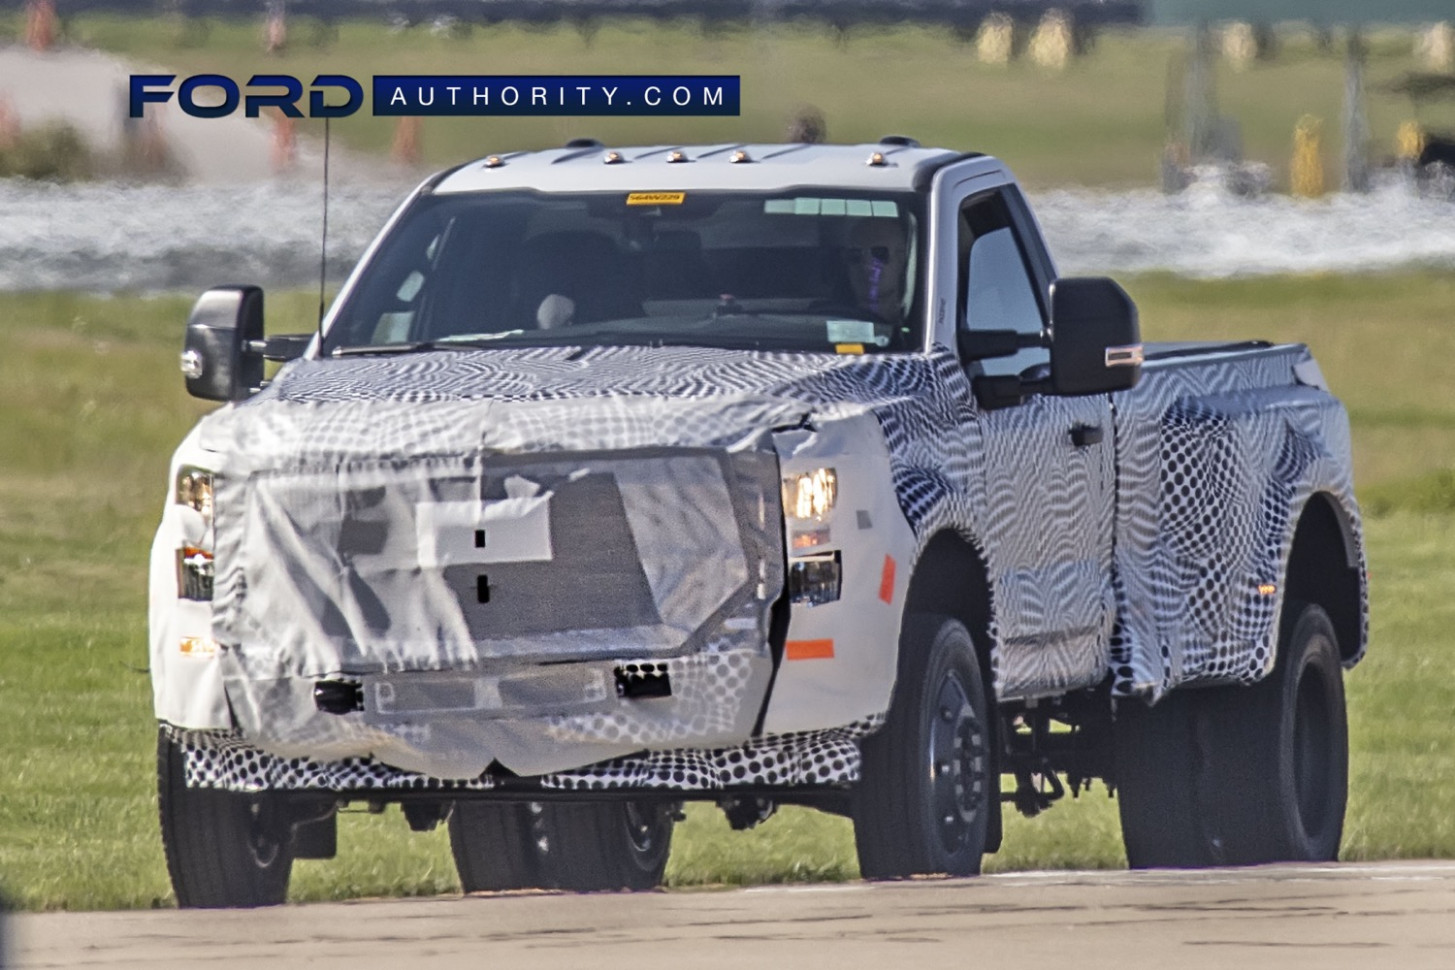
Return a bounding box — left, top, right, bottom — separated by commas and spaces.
958, 193, 1048, 379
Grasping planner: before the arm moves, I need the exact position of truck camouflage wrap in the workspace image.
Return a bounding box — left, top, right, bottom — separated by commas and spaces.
149, 141, 1367, 906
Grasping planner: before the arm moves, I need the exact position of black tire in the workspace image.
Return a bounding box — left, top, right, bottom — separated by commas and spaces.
448, 802, 549, 892
1200, 602, 1348, 864
852, 614, 992, 879
157, 729, 293, 908
451, 800, 674, 892
1114, 602, 1348, 868
1115, 688, 1216, 869
535, 801, 675, 892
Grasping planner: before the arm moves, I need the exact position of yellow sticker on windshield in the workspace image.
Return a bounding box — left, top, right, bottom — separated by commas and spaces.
626, 192, 686, 206
835, 343, 866, 355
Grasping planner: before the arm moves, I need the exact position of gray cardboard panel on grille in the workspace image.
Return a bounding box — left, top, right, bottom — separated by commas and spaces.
217, 449, 772, 677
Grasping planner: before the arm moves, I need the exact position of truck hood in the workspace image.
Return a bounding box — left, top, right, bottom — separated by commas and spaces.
195, 343, 942, 462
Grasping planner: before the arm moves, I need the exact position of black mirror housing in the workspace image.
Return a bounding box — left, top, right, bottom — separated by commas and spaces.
956, 328, 1046, 363
264, 333, 313, 362
181, 287, 265, 402
1049, 277, 1143, 396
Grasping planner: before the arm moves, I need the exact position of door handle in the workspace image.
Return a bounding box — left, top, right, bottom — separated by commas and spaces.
1070, 424, 1103, 447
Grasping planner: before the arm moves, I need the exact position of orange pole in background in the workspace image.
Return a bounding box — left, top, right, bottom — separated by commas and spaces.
0, 95, 20, 151
25, 0, 57, 52
270, 113, 297, 174
264, 5, 287, 54
391, 115, 421, 166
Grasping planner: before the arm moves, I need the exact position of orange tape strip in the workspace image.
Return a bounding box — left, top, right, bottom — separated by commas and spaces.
786, 639, 835, 661
879, 554, 896, 604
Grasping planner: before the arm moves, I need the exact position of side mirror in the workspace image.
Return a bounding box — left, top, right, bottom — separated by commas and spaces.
180, 287, 265, 402
1049, 277, 1143, 396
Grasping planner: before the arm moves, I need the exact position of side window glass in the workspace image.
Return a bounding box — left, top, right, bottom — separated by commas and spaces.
959, 199, 1048, 379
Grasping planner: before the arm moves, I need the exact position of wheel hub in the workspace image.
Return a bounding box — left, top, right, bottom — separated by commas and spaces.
245, 800, 283, 868
624, 802, 662, 856
928, 673, 986, 855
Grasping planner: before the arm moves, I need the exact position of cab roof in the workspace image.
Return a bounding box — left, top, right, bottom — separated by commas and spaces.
431, 142, 991, 195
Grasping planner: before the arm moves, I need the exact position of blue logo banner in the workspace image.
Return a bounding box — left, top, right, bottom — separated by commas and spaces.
373, 75, 739, 116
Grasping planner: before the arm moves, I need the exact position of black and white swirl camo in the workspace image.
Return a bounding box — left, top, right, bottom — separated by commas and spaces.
179, 338, 1363, 791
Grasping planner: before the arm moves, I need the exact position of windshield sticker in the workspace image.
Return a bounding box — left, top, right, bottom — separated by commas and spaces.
763, 198, 900, 217
834, 343, 865, 355
626, 192, 686, 206
826, 319, 875, 344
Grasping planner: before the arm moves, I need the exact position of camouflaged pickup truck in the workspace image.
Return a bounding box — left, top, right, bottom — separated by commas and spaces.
151, 138, 1366, 907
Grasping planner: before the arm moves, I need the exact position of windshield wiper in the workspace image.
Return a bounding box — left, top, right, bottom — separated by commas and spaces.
330, 331, 527, 356
435, 330, 527, 344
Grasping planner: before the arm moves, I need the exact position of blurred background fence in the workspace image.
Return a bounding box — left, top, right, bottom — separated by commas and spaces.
0, 0, 1148, 30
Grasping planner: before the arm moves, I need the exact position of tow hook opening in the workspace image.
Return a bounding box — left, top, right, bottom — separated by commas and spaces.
314, 680, 364, 715
615, 664, 672, 699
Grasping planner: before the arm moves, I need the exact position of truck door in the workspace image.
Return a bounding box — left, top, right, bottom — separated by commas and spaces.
955, 186, 1117, 697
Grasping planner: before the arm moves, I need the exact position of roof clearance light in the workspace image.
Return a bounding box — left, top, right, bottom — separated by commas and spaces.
667, 150, 688, 163
867, 151, 887, 167
604, 151, 625, 164
483, 155, 505, 168
730, 150, 751, 164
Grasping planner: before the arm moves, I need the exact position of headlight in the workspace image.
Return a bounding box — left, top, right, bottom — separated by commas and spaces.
175, 467, 214, 523
782, 467, 837, 521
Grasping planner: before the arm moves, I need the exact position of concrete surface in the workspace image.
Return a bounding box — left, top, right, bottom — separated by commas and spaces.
11, 862, 1455, 969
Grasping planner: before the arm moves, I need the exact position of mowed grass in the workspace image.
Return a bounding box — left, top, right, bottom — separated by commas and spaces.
2, 274, 1454, 909
10, 15, 1455, 189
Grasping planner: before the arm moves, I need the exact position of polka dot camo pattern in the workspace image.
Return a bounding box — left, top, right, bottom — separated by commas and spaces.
545, 650, 755, 748
168, 716, 883, 793
543, 716, 882, 791
1108, 348, 1366, 701
168, 725, 496, 793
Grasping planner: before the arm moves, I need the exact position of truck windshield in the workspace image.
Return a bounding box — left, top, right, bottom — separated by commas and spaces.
323, 189, 925, 355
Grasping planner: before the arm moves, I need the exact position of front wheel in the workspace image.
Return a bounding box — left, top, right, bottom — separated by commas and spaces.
853, 614, 992, 879
157, 729, 293, 908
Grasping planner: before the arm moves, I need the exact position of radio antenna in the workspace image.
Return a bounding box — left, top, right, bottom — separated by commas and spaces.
317, 116, 331, 340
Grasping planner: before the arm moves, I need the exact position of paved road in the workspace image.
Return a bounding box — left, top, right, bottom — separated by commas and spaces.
9, 862, 1455, 969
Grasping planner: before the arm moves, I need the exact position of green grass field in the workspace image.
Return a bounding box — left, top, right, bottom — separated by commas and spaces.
6, 15, 1455, 188
1, 273, 1453, 910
